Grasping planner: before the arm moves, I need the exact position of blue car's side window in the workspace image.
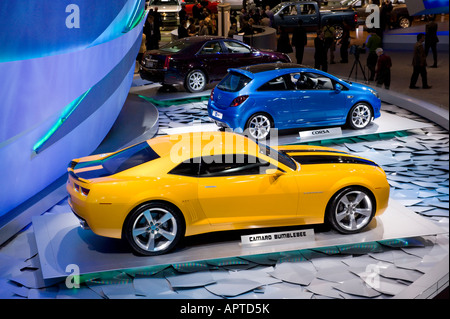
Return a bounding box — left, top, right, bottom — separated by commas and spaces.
258, 76, 288, 91
294, 72, 336, 90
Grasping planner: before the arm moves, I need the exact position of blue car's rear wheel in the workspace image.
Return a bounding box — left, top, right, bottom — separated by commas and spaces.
124, 202, 185, 256
245, 113, 273, 140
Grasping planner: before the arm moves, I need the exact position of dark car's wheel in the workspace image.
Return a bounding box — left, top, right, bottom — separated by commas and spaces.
327, 187, 375, 234
124, 202, 185, 256
347, 103, 372, 130
333, 24, 344, 40
245, 113, 273, 140
398, 16, 411, 28
185, 69, 207, 93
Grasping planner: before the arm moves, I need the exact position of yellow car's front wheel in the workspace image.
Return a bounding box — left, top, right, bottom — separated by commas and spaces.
123, 202, 185, 256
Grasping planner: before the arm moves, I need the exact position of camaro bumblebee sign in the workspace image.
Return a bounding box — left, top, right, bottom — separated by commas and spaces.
241, 229, 315, 246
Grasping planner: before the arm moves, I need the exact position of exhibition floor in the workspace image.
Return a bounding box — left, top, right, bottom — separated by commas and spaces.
0, 27, 448, 300
0, 82, 448, 299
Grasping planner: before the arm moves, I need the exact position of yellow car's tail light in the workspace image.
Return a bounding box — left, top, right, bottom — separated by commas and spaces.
74, 183, 90, 197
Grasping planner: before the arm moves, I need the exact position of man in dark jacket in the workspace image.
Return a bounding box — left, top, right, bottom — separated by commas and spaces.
409, 33, 431, 89
177, 19, 189, 39
144, 14, 157, 50
291, 20, 307, 64
425, 16, 439, 68
314, 31, 327, 72
192, 0, 202, 23
339, 20, 351, 63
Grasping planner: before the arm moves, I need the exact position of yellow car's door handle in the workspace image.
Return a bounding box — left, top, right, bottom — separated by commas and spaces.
204, 186, 217, 188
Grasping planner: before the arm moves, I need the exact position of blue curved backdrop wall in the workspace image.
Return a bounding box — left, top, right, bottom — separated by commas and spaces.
405, 0, 449, 15
0, 0, 145, 219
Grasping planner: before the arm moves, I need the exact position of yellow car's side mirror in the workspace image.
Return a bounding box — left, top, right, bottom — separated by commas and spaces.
266, 168, 284, 179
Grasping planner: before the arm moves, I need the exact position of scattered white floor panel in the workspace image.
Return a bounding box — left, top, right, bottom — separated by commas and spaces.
32, 199, 445, 280
154, 108, 432, 145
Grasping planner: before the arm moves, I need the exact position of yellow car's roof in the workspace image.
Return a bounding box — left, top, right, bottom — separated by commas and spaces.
147, 131, 261, 162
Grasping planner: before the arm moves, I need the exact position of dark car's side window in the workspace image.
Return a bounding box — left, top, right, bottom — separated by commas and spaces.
223, 41, 251, 54
258, 76, 288, 91
299, 4, 316, 15
199, 41, 223, 54
282, 4, 297, 16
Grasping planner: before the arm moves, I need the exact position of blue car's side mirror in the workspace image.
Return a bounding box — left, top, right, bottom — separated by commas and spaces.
335, 83, 342, 93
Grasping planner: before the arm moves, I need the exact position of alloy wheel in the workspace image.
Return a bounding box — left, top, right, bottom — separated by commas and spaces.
399, 17, 410, 28
131, 207, 178, 253
333, 190, 373, 232
248, 114, 271, 140
350, 103, 371, 129
187, 70, 206, 92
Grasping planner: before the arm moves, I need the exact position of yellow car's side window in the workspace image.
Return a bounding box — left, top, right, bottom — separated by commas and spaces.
169, 155, 274, 177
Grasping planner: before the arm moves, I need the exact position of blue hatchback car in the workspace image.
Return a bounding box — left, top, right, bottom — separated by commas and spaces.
208, 63, 381, 140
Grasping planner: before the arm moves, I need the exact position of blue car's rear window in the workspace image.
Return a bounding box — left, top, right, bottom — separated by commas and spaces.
217, 72, 251, 92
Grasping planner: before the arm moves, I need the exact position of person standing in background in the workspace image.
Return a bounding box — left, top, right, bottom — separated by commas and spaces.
192, 0, 201, 24
314, 30, 327, 72
339, 20, 351, 63
409, 33, 432, 89
380, 0, 393, 32
265, 5, 274, 26
365, 29, 382, 81
375, 48, 392, 89
291, 20, 307, 64
177, 19, 189, 39
322, 21, 336, 64
144, 14, 157, 50
187, 18, 197, 36
277, 26, 293, 54
198, 19, 209, 35
425, 16, 439, 68
151, 7, 162, 46
179, 4, 187, 23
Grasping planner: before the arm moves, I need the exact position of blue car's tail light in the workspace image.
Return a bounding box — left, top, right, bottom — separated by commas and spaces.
230, 95, 248, 107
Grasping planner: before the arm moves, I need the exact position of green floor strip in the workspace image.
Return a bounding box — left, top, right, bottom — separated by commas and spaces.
138, 94, 210, 107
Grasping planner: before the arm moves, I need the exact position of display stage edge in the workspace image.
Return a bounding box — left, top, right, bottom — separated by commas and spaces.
3, 79, 448, 299
32, 199, 446, 280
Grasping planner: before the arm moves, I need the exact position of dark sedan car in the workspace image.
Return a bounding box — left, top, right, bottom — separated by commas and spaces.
139, 36, 291, 93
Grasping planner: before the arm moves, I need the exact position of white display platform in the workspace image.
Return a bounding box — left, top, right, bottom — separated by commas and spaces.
33, 199, 446, 280
156, 110, 432, 145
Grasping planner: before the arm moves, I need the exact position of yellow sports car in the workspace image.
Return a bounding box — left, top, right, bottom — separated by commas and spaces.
67, 131, 390, 255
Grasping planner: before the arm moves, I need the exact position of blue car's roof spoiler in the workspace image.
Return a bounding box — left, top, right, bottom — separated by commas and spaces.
226, 68, 255, 79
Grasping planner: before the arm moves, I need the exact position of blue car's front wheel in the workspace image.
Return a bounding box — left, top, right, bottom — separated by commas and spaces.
348, 103, 373, 130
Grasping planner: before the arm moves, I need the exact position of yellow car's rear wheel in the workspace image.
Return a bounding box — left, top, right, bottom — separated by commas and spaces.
124, 202, 185, 256
327, 187, 375, 234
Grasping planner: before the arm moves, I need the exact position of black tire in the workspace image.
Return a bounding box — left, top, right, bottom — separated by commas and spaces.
123, 202, 185, 256
398, 16, 411, 28
184, 69, 207, 93
327, 187, 375, 234
347, 102, 373, 130
245, 113, 273, 140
